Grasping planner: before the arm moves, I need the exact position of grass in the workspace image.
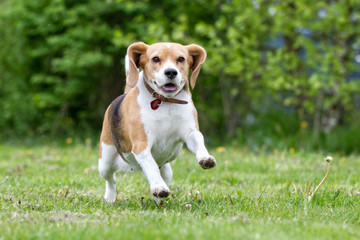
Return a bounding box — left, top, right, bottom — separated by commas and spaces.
0, 140, 359, 239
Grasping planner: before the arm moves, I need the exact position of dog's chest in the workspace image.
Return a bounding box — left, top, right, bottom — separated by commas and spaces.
141, 104, 187, 165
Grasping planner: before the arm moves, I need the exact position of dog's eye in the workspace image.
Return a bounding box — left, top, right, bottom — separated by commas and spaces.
177, 57, 185, 63
152, 57, 160, 63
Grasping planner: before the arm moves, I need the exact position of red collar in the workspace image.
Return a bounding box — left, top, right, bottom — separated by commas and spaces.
143, 80, 188, 110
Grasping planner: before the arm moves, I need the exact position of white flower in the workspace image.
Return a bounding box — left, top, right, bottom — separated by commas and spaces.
325, 156, 333, 163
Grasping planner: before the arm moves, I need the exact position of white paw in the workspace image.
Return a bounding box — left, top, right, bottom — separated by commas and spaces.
198, 155, 216, 169
151, 184, 170, 198
104, 191, 116, 203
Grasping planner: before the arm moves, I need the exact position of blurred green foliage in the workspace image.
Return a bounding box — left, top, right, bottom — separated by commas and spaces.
0, 0, 359, 151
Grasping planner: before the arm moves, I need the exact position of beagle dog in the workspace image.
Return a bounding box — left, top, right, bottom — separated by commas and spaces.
98, 42, 216, 203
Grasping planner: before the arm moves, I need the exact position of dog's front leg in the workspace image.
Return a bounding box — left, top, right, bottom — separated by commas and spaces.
134, 149, 170, 198
185, 130, 216, 169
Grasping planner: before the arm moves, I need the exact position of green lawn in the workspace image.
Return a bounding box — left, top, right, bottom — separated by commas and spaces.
0, 141, 359, 239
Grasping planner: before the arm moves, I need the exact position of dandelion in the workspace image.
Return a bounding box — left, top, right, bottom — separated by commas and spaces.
84, 168, 90, 174
194, 191, 200, 200
289, 147, 295, 154
216, 146, 226, 153
325, 156, 333, 163
300, 121, 308, 129
185, 203, 191, 210
66, 137, 73, 144
308, 156, 333, 201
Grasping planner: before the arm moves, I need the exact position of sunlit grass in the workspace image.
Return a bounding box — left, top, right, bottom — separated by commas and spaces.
0, 142, 359, 239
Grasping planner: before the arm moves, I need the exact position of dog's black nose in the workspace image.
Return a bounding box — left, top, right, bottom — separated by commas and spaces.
164, 68, 178, 79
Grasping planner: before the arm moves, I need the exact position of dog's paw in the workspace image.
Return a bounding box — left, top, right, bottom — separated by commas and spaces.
198, 156, 216, 169
103, 194, 116, 203
151, 185, 170, 198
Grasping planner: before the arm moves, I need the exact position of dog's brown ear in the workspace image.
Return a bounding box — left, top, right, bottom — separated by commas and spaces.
126, 42, 149, 88
186, 44, 207, 89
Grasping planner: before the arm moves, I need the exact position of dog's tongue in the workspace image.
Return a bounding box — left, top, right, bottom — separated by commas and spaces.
162, 84, 177, 92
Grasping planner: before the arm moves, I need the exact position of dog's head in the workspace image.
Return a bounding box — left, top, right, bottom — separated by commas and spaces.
126, 42, 206, 97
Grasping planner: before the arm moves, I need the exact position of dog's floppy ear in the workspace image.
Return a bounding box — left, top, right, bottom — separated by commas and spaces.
186, 44, 207, 89
126, 42, 149, 88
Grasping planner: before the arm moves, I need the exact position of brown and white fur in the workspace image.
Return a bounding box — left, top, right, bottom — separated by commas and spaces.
98, 42, 216, 203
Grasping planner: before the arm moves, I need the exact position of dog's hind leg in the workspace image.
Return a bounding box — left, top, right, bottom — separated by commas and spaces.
98, 143, 120, 203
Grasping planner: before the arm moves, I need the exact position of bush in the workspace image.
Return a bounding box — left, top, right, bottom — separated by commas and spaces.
0, 0, 359, 152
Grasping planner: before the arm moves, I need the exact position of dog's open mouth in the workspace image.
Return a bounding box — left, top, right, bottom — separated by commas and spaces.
162, 83, 177, 93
